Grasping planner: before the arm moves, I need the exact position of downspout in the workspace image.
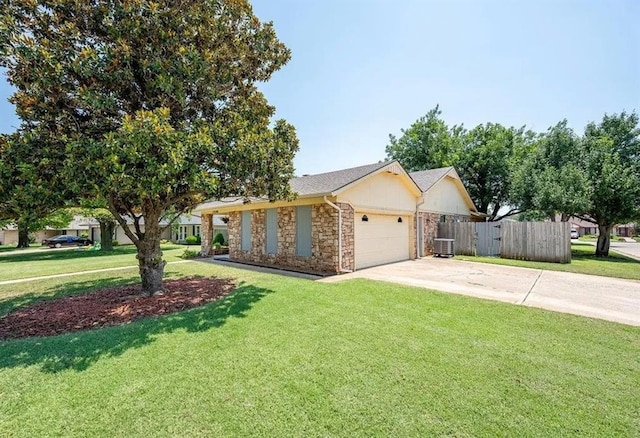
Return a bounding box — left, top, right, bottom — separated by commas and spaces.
416, 196, 426, 258
324, 196, 352, 273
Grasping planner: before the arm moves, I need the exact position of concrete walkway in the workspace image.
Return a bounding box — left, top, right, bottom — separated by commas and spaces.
321, 258, 640, 326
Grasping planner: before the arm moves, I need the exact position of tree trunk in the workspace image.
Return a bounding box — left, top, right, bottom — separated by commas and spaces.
99, 221, 115, 251
17, 220, 30, 248
595, 224, 612, 257
136, 219, 166, 296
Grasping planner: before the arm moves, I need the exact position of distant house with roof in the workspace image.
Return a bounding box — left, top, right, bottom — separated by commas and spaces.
0, 216, 89, 246
195, 161, 479, 275
85, 214, 228, 245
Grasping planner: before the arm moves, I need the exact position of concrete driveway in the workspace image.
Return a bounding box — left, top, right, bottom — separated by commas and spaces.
321, 258, 640, 326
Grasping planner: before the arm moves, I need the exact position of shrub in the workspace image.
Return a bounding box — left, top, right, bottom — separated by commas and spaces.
180, 248, 199, 259
80, 232, 89, 239
213, 242, 221, 250
112, 240, 119, 246
185, 235, 199, 245
213, 233, 225, 245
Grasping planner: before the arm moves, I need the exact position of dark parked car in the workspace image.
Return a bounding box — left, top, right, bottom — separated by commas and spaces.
42, 235, 92, 248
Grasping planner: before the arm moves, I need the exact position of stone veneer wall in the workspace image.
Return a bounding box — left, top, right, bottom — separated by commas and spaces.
200, 213, 214, 256
418, 212, 469, 256
338, 203, 354, 271
228, 203, 341, 274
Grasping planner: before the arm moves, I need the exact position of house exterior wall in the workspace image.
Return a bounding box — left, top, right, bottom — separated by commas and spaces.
422, 177, 473, 216
339, 202, 355, 271
113, 225, 170, 245
417, 212, 465, 256
1, 229, 60, 245
227, 203, 341, 274
339, 171, 417, 213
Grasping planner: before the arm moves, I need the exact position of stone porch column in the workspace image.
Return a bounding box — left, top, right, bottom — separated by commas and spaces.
200, 213, 214, 256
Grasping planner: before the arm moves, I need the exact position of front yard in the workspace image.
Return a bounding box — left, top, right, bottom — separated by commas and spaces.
0, 244, 185, 282
0, 254, 638, 436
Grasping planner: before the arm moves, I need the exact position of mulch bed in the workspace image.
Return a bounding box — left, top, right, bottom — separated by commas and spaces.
0, 277, 235, 340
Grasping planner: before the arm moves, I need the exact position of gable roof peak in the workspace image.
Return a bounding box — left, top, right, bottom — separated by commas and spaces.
290, 160, 397, 196
408, 167, 455, 192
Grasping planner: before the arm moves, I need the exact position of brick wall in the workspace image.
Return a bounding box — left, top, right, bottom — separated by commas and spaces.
228, 203, 341, 275
339, 203, 355, 271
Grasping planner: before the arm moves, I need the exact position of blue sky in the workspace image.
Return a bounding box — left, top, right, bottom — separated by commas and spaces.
1, 0, 638, 175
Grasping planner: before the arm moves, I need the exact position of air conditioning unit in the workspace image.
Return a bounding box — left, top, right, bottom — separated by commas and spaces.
434, 238, 455, 257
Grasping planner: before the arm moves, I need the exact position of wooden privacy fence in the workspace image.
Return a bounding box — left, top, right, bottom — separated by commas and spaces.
437, 221, 572, 263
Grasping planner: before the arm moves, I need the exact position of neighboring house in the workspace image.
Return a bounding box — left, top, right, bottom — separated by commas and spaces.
85, 214, 228, 245
195, 161, 479, 275
0, 216, 89, 245
170, 214, 228, 243
614, 223, 636, 238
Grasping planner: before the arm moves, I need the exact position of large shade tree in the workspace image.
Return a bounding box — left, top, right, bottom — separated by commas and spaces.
510, 120, 591, 221
386, 106, 529, 220
1, 0, 299, 294
579, 112, 640, 256
0, 131, 71, 247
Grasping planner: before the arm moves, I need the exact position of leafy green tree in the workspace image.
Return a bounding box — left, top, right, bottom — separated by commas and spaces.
456, 123, 529, 220
70, 204, 118, 252
579, 112, 640, 256
386, 107, 526, 220
511, 120, 591, 221
385, 105, 463, 171
0, 132, 71, 247
1, 1, 298, 294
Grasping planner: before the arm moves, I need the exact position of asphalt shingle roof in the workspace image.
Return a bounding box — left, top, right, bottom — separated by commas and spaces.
409, 167, 453, 192
289, 161, 391, 196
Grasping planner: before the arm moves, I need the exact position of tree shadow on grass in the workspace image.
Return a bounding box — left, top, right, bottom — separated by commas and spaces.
0, 279, 272, 373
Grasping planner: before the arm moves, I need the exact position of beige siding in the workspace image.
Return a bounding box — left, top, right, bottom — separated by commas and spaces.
421, 177, 472, 216
338, 172, 418, 213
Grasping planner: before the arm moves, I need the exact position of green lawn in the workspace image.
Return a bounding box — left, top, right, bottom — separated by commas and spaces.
0, 244, 186, 282
0, 262, 638, 437
0, 243, 40, 253
456, 242, 640, 281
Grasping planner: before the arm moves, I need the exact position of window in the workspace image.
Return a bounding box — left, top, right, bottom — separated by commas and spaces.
194, 225, 201, 237
241, 211, 252, 251
440, 215, 447, 223
177, 226, 189, 241
296, 206, 312, 257
266, 208, 278, 255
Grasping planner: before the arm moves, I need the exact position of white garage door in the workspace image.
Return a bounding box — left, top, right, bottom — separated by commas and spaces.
355, 213, 410, 269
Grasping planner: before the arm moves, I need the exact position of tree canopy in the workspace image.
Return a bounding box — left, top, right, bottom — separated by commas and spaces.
579, 112, 640, 256
386, 106, 528, 220
0, 131, 71, 247
1, 0, 299, 293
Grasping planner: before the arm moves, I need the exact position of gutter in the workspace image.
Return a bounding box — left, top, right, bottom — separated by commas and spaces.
416, 196, 426, 258
324, 196, 352, 273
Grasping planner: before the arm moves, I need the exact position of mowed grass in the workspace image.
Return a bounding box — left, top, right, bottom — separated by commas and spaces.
456, 242, 640, 281
0, 244, 41, 253
0, 244, 185, 282
0, 262, 639, 437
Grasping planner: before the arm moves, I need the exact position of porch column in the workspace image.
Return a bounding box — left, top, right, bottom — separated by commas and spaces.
200, 213, 214, 257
